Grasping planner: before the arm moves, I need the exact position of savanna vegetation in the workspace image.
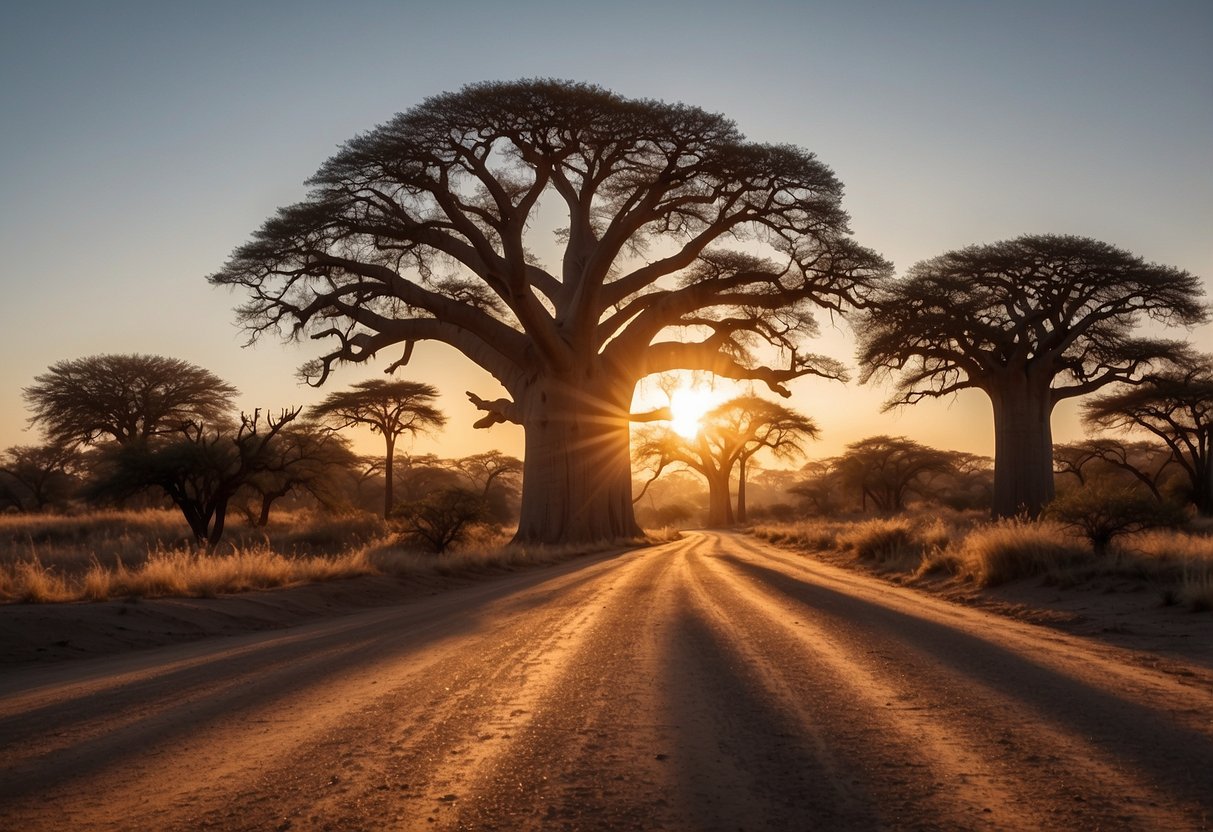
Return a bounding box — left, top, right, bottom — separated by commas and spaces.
4, 80, 1210, 615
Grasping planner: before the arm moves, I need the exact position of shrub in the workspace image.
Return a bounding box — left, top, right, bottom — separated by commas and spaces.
952, 519, 1091, 586
1046, 483, 1184, 556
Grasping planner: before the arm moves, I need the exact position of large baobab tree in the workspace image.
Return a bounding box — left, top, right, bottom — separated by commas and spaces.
310, 380, 445, 518
24, 354, 237, 446
1082, 357, 1213, 514
210, 80, 888, 544
857, 234, 1205, 518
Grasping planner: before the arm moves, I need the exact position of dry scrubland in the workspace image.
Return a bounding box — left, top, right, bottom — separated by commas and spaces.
0, 510, 656, 603
752, 513, 1213, 611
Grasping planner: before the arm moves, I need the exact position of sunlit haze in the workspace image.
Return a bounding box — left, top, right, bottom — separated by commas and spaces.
1, 1, 1209, 466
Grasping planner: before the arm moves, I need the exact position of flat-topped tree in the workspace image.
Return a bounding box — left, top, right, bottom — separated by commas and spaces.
211, 79, 888, 544
25, 354, 237, 447
309, 379, 445, 519
857, 235, 1205, 518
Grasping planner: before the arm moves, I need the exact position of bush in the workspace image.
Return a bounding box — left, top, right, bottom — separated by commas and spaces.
1046, 483, 1184, 556
952, 519, 1091, 586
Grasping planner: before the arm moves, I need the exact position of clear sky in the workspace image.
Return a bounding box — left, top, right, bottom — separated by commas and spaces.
1, 0, 1210, 465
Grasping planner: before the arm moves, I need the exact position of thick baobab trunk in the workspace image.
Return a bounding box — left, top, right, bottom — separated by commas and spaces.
514, 378, 642, 545
989, 381, 1055, 518
1195, 462, 1213, 517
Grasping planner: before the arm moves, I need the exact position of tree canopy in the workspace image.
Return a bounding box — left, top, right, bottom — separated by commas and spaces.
1082, 357, 1213, 514
857, 234, 1205, 517
310, 379, 445, 518
25, 354, 238, 447
210, 79, 887, 544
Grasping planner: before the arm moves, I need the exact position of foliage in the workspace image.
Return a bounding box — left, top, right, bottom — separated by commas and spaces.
87, 408, 302, 547
1046, 481, 1184, 556
1082, 357, 1213, 514
0, 442, 81, 512
210, 79, 888, 544
857, 234, 1205, 518
634, 395, 818, 526
311, 379, 445, 518
237, 421, 360, 525
393, 487, 487, 553
24, 354, 237, 446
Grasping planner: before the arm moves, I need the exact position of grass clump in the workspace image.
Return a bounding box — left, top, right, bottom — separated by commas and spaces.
948, 519, 1091, 586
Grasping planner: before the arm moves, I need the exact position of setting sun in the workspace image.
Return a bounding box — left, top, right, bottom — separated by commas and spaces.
669, 386, 724, 438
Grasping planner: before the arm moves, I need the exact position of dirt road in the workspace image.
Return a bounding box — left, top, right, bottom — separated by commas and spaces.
1, 531, 1211, 831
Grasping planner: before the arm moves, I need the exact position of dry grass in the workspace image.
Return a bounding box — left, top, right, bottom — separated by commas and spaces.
0, 509, 661, 604
752, 512, 1213, 610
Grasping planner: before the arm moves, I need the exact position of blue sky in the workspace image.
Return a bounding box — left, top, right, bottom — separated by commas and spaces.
1, 0, 1210, 461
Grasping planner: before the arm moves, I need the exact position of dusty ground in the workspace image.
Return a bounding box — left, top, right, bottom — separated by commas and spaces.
1, 531, 1210, 831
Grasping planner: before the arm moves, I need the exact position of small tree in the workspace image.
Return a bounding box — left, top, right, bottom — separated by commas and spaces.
25, 354, 237, 446
634, 396, 817, 526
1047, 480, 1183, 557
1082, 358, 1213, 515
1053, 438, 1177, 503
0, 442, 81, 512
450, 451, 523, 524
858, 235, 1205, 518
827, 435, 956, 513
240, 422, 359, 525
394, 487, 485, 553
89, 408, 301, 547
310, 380, 446, 518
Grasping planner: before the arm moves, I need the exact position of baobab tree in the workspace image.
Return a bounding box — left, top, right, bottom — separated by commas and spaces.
1082, 357, 1213, 514
722, 396, 820, 523
858, 234, 1204, 518
634, 396, 818, 526
310, 380, 445, 518
24, 354, 237, 446
210, 79, 888, 544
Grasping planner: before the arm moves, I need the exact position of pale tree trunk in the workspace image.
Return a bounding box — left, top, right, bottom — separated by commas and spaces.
989, 379, 1056, 518
514, 377, 642, 545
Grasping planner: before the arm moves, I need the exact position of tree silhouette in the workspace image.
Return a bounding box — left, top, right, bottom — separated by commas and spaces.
0, 442, 80, 512
89, 408, 301, 547
716, 396, 819, 523
24, 354, 237, 446
310, 380, 445, 518
826, 435, 956, 513
634, 395, 817, 526
240, 422, 359, 525
1053, 438, 1177, 503
1082, 357, 1213, 514
210, 79, 887, 544
858, 235, 1205, 518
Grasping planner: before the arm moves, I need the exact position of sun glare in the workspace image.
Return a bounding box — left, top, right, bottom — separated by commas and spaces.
669, 386, 722, 438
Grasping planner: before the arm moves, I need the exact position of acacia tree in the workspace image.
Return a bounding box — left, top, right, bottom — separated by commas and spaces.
634, 395, 817, 526
858, 235, 1205, 518
240, 422, 359, 525
25, 354, 237, 446
1053, 438, 1177, 503
310, 380, 446, 518
89, 408, 301, 547
0, 442, 81, 512
827, 435, 956, 513
210, 80, 887, 544
1082, 358, 1213, 514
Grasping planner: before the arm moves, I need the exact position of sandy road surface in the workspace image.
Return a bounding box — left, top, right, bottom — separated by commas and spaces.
1, 531, 1211, 831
